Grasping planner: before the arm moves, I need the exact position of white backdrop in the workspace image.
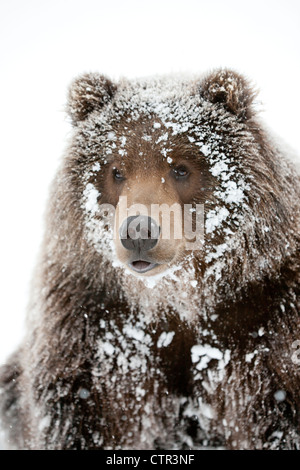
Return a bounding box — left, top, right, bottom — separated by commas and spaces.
0, 0, 299, 363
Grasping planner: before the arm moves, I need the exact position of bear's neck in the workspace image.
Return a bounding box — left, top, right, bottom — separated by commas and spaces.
40, 247, 299, 351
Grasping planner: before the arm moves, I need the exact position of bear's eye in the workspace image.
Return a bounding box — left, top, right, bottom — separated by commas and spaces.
171, 165, 189, 179
112, 167, 125, 182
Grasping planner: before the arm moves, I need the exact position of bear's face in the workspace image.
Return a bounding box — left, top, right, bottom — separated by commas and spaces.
66, 70, 287, 291
99, 116, 215, 276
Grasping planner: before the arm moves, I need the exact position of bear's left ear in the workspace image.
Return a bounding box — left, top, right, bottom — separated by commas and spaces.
67, 73, 117, 125
200, 69, 257, 121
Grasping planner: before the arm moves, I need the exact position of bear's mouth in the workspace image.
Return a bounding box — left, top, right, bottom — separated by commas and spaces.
129, 260, 158, 273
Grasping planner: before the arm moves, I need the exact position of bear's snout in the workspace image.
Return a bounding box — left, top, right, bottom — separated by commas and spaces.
119, 215, 160, 251
119, 215, 161, 273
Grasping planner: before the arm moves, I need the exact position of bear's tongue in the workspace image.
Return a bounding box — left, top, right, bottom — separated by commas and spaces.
131, 260, 151, 271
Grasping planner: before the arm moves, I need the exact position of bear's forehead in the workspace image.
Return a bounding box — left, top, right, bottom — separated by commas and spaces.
104, 116, 197, 163
83, 87, 221, 166
94, 114, 226, 176
86, 77, 243, 158
84, 115, 208, 175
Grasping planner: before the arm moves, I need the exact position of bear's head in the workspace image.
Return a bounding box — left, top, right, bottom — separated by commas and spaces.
61, 69, 298, 316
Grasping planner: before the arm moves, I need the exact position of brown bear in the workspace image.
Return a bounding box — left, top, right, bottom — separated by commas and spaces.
0, 69, 299, 450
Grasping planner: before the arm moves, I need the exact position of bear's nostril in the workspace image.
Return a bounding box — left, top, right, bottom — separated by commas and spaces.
128, 227, 136, 239
119, 215, 160, 252
140, 227, 150, 239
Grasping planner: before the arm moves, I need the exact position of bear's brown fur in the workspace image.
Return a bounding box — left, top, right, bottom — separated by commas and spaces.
0, 69, 299, 450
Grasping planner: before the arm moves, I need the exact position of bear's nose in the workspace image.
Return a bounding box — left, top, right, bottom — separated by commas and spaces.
119, 215, 160, 251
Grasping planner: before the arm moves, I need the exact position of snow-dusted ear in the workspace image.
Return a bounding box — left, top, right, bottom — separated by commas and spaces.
67, 73, 117, 125
200, 69, 257, 121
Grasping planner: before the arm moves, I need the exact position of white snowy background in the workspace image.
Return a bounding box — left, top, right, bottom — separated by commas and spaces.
0, 0, 299, 365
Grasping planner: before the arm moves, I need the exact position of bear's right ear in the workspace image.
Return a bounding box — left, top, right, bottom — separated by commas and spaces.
67, 73, 117, 125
